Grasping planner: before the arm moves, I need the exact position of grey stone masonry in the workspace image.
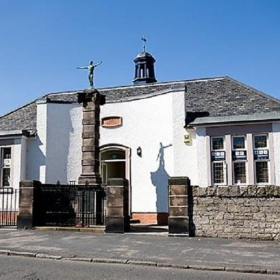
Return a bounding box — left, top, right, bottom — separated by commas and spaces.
192, 185, 280, 240
77, 89, 105, 185
17, 180, 42, 230
168, 177, 190, 235
105, 178, 130, 233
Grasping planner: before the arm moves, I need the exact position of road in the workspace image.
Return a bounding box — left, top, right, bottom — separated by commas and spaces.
0, 255, 279, 280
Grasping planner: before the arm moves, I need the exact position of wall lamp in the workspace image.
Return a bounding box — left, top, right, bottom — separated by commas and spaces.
137, 147, 142, 157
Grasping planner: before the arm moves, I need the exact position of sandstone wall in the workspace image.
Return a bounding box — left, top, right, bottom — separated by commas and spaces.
191, 186, 280, 240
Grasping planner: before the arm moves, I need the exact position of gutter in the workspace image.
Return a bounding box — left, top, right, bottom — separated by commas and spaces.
189, 112, 280, 127
0, 130, 31, 138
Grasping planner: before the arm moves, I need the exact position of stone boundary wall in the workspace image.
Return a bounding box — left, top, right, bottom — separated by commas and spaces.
191, 185, 280, 240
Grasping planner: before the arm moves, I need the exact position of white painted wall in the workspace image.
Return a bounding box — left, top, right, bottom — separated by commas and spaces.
33, 102, 48, 183
272, 123, 280, 185
20, 137, 27, 182
11, 138, 27, 189
196, 127, 208, 186
44, 103, 82, 184
27, 101, 83, 184
100, 91, 188, 213
66, 106, 83, 183
26, 137, 43, 181
172, 90, 187, 176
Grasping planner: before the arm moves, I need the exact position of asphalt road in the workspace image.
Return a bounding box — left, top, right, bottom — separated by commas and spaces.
0, 255, 279, 280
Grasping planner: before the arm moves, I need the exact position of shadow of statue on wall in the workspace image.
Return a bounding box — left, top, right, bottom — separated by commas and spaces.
150, 142, 172, 214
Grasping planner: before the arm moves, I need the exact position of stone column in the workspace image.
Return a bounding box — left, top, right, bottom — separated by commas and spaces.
17, 180, 41, 230
77, 89, 105, 185
105, 178, 130, 233
168, 177, 190, 236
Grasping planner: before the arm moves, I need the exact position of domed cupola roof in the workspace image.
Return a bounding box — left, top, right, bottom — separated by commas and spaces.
135, 51, 154, 60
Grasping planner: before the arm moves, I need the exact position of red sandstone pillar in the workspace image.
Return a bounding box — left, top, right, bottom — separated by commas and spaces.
77, 89, 105, 185
168, 177, 190, 236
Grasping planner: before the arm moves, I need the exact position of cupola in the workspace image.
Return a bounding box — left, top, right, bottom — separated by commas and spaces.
133, 38, 157, 85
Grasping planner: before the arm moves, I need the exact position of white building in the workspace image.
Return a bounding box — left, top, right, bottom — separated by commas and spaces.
1, 51, 280, 224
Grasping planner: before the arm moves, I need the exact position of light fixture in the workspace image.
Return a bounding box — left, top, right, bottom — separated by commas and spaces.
137, 147, 142, 157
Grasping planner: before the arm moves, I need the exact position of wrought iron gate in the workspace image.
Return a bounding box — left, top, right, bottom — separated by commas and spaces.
35, 184, 106, 227
0, 188, 19, 226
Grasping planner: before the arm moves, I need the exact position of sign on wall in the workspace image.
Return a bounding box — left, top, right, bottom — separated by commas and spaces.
211, 151, 226, 161
101, 116, 122, 128
232, 150, 247, 161
254, 149, 269, 160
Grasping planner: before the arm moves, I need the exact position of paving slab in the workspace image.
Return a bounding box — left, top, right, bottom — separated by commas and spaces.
0, 229, 280, 274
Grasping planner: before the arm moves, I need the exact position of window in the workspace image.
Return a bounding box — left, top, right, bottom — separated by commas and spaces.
233, 136, 245, 149
211, 137, 226, 185
256, 161, 269, 183
212, 162, 225, 184
233, 162, 246, 184
209, 133, 270, 186
232, 136, 247, 184
1, 147, 11, 187
254, 135, 267, 149
212, 137, 224, 150
253, 134, 269, 184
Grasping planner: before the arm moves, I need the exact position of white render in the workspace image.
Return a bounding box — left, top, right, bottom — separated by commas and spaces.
11, 138, 26, 189
31, 101, 83, 184
34, 102, 47, 183
195, 127, 208, 187
100, 90, 181, 213
272, 123, 280, 185
45, 103, 82, 184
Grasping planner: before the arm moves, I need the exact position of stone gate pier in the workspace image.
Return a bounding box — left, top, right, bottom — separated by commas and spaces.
77, 89, 105, 186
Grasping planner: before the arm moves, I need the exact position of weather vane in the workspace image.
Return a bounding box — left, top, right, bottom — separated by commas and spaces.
77, 61, 102, 88
141, 36, 147, 52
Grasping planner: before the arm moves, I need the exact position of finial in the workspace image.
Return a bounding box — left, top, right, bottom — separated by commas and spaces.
141, 36, 147, 52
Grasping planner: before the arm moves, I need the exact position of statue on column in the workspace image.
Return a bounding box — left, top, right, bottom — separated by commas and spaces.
77, 61, 102, 88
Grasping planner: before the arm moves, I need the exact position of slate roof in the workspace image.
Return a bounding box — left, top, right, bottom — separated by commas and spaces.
185, 77, 280, 117
0, 102, 37, 133
0, 76, 280, 133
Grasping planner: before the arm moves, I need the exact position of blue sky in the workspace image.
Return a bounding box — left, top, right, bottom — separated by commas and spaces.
0, 0, 279, 116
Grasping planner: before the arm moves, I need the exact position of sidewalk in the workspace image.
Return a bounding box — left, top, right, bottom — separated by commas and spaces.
0, 228, 280, 275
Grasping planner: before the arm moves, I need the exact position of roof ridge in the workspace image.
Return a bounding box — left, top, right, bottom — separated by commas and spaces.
226, 77, 280, 104
99, 76, 227, 92
37, 77, 228, 96
42, 90, 81, 97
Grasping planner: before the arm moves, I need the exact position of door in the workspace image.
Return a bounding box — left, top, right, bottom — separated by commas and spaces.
100, 146, 131, 214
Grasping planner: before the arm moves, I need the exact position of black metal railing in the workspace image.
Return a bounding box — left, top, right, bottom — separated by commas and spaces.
0, 188, 19, 226
34, 183, 106, 227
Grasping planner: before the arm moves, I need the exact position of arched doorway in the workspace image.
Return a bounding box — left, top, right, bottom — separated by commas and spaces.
100, 145, 131, 214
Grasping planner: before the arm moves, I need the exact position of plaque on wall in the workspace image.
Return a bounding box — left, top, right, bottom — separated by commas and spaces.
101, 116, 122, 128
254, 149, 269, 160
211, 151, 226, 161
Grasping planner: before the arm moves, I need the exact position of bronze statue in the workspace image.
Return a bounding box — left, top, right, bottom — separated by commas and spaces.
77, 61, 102, 88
